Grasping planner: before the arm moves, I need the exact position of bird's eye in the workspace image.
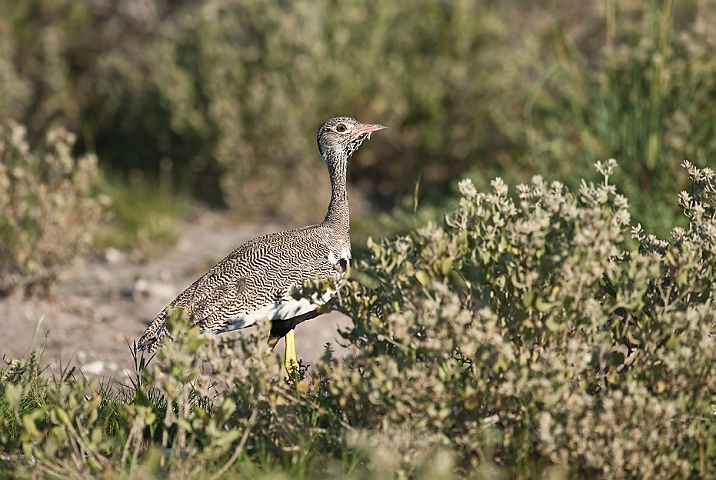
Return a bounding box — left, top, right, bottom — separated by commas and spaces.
335, 124, 347, 133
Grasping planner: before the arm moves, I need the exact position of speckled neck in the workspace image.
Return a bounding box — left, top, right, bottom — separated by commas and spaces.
322, 148, 350, 236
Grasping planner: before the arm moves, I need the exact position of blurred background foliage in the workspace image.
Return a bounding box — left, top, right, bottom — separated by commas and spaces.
0, 0, 714, 245
0, 122, 103, 295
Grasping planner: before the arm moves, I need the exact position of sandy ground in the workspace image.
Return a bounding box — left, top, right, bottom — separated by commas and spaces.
0, 211, 353, 383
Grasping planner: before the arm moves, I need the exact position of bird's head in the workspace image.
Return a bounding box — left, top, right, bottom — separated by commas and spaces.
317, 117, 386, 159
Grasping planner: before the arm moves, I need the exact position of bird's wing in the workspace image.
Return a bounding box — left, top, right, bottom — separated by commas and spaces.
137, 227, 340, 351
217, 255, 343, 332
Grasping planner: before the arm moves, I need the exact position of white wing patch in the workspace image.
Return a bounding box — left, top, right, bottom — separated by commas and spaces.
226, 289, 333, 331
214, 250, 347, 334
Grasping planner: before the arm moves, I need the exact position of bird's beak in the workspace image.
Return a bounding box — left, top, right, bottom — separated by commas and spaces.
352, 123, 387, 138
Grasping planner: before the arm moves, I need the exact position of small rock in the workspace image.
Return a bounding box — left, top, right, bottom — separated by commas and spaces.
104, 247, 123, 265
133, 278, 149, 298
150, 282, 177, 302
177, 238, 191, 252
81, 360, 105, 376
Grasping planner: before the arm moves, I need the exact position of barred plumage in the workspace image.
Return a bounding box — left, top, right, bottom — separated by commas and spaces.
137, 117, 386, 353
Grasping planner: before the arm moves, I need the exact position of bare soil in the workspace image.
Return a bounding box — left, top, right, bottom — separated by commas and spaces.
0, 210, 352, 383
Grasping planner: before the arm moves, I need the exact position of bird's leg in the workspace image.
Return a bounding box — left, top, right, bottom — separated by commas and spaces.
267, 332, 299, 375
284, 330, 299, 375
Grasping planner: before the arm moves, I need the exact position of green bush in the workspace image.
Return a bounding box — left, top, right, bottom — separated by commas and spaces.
0, 120, 105, 295
2, 160, 715, 478
487, 0, 716, 236
0, 28, 30, 120
320, 158, 716, 477
0, 0, 196, 186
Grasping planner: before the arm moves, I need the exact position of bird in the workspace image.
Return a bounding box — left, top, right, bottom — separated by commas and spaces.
137, 117, 386, 373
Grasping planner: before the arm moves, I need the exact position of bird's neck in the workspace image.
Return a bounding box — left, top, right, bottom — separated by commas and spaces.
322, 150, 350, 235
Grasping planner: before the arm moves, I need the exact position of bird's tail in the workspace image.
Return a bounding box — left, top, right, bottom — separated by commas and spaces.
137, 308, 170, 353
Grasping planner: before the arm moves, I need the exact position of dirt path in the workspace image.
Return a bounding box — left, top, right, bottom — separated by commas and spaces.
0, 211, 353, 381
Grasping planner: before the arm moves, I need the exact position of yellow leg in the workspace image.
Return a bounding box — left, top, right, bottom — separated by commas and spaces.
284, 330, 299, 375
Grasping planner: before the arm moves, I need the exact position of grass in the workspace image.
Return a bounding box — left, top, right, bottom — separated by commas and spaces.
92, 174, 190, 256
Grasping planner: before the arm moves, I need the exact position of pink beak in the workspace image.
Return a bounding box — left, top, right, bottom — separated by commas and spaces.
352, 123, 387, 136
